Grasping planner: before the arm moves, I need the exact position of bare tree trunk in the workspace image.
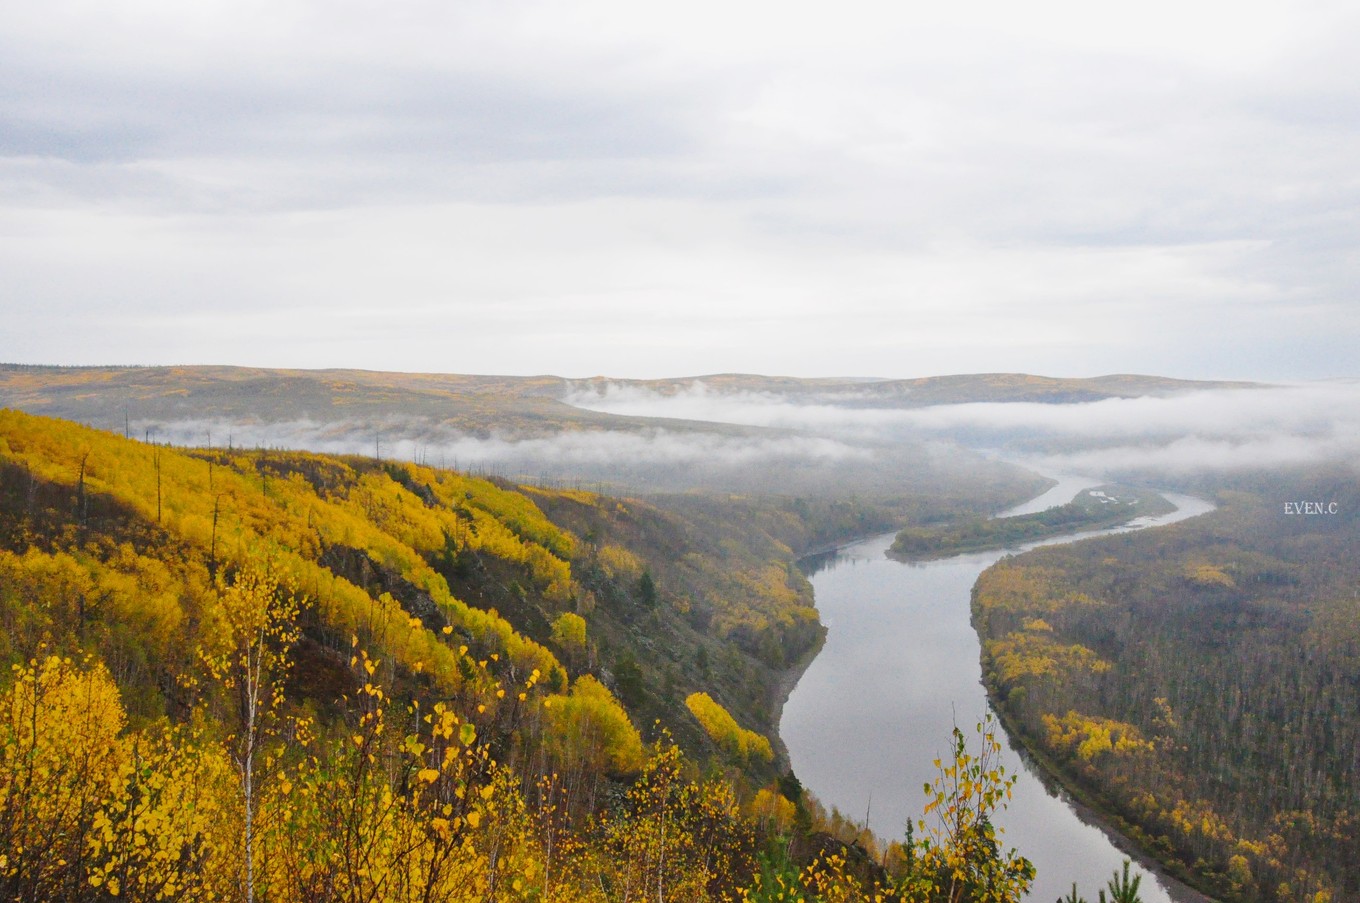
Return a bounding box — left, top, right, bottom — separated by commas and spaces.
76, 451, 89, 531
210, 494, 221, 578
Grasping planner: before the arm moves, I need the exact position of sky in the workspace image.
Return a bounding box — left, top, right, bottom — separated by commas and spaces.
3, 0, 1359, 380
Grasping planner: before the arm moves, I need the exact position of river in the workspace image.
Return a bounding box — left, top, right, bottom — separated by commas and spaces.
781, 480, 1216, 902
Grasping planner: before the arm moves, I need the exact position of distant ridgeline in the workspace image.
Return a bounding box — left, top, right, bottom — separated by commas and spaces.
973, 470, 1360, 903
888, 486, 1174, 560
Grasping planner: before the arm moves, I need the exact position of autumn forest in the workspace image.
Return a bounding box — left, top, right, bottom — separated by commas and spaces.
0, 406, 1037, 902
0, 367, 1356, 903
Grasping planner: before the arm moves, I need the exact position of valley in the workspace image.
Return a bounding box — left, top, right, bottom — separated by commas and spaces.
0, 365, 1355, 902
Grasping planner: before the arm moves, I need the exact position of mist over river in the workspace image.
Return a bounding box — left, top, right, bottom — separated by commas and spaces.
782, 482, 1216, 902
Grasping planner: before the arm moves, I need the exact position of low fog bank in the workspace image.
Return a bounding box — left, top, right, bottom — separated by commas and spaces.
110, 374, 1360, 507
131, 415, 1035, 502
565, 380, 1360, 480
137, 417, 868, 470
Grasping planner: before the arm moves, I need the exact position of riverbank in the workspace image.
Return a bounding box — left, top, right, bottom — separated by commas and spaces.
969, 488, 1238, 903
768, 626, 827, 770
982, 671, 1221, 903
970, 475, 1353, 901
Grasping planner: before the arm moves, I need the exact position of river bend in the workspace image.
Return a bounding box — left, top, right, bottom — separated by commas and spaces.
782, 482, 1215, 902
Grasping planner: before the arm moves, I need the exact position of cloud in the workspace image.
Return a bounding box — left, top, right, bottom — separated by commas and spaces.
138, 416, 871, 473
128, 376, 1360, 487
881, 385, 1359, 441
1028, 434, 1357, 476
565, 380, 1360, 476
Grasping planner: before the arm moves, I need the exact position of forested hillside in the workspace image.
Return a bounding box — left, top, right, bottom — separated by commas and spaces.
973, 469, 1360, 903
0, 408, 800, 897
0, 408, 1056, 902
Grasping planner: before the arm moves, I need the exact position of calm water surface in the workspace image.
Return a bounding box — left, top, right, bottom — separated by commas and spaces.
782, 489, 1215, 902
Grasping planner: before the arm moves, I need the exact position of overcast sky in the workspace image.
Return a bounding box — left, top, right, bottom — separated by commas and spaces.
3, 0, 1358, 379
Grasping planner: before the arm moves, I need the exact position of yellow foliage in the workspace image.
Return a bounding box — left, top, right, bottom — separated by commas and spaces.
550, 611, 587, 655
596, 543, 643, 581
747, 787, 797, 834
986, 633, 1111, 687
1043, 711, 1154, 762
543, 675, 644, 776
1183, 561, 1236, 588
905, 716, 1033, 903
0, 655, 235, 900
88, 727, 237, 901
973, 564, 1102, 618
685, 691, 774, 766
801, 851, 893, 903
589, 740, 754, 902
0, 409, 893, 901
0, 655, 126, 892
0, 409, 569, 715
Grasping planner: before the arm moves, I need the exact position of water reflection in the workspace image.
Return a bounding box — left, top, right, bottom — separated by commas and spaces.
798, 547, 850, 579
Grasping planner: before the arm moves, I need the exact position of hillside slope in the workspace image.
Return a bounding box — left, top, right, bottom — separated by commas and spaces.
0, 407, 822, 761
0, 407, 832, 899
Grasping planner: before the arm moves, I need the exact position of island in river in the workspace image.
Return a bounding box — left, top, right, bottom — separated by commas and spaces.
887, 485, 1176, 561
